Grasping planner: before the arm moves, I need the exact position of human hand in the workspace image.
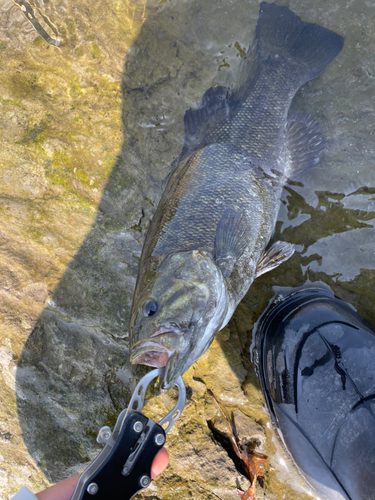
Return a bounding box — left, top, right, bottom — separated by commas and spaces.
35, 447, 169, 500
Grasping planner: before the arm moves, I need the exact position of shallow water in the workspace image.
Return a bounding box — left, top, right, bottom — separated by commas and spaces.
0, 0, 374, 499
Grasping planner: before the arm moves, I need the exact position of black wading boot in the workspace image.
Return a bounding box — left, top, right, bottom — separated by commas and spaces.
256, 287, 375, 500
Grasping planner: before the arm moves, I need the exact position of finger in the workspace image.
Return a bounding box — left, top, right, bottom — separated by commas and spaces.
36, 474, 80, 500
151, 447, 169, 479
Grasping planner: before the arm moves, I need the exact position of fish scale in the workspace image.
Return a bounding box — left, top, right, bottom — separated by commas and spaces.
152, 145, 271, 260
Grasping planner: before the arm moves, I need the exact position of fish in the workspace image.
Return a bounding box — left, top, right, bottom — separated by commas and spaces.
129, 2, 344, 390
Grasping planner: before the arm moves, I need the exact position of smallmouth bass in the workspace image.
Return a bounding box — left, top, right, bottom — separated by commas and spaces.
130, 3, 343, 389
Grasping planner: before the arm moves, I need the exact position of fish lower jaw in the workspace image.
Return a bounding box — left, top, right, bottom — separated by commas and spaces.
131, 350, 170, 368
130, 341, 172, 368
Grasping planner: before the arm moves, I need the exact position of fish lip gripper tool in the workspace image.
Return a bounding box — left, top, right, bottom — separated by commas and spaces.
70, 368, 186, 500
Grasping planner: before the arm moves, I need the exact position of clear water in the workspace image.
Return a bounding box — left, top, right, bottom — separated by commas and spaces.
0, 0, 374, 498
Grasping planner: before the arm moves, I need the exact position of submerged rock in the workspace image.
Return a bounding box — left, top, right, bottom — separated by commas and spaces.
0, 0, 374, 499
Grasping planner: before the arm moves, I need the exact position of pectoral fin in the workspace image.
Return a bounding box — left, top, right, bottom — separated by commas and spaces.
215, 207, 250, 278
255, 241, 295, 278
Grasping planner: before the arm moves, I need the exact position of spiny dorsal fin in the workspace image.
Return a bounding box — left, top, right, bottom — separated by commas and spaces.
287, 111, 325, 179
180, 86, 232, 162
255, 241, 295, 278
215, 207, 250, 278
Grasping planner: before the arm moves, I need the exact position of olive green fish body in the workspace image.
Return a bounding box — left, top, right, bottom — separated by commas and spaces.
138, 143, 279, 309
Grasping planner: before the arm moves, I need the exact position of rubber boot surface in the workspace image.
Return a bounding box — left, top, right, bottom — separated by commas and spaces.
257, 288, 375, 500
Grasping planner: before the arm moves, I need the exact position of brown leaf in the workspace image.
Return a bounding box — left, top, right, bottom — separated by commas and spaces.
237, 488, 245, 498
209, 391, 268, 500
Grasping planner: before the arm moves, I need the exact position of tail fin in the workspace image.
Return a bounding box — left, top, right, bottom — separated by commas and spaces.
257, 3, 343, 83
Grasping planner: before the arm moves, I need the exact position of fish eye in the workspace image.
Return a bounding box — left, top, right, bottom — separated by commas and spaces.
143, 299, 158, 317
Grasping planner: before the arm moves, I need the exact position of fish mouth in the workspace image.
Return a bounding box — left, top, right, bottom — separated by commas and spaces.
130, 341, 170, 368
130, 326, 184, 368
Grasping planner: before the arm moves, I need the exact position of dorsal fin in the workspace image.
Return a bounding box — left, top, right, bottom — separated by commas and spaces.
180, 86, 233, 162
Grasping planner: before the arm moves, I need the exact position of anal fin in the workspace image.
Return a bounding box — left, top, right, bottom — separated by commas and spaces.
255, 241, 295, 278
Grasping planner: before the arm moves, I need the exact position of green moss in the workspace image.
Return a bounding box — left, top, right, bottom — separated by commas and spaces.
26, 228, 43, 244
0, 97, 24, 108
69, 78, 83, 95
218, 59, 230, 71
48, 151, 91, 189
75, 197, 95, 214
98, 404, 118, 428
130, 223, 142, 232
7, 74, 40, 100
234, 41, 246, 58
19, 121, 48, 144
74, 48, 84, 58
32, 37, 44, 47
74, 169, 91, 184
102, 156, 116, 173
90, 43, 104, 60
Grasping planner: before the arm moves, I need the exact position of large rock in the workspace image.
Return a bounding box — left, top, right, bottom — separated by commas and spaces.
0, 0, 374, 499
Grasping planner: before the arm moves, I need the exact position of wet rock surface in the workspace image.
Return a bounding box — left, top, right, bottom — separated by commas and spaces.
0, 0, 375, 499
